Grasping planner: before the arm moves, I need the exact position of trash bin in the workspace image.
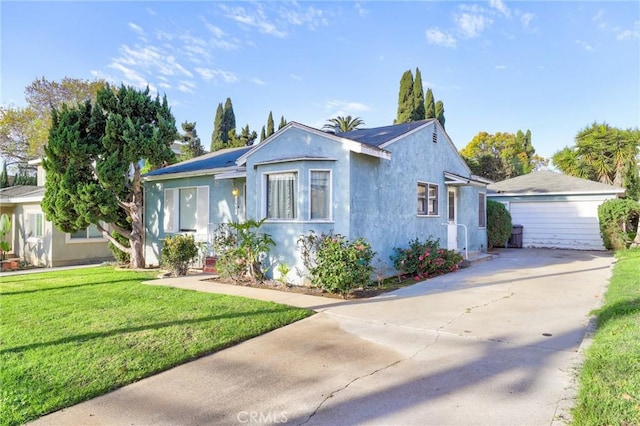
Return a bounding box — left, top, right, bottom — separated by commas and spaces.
508, 225, 523, 248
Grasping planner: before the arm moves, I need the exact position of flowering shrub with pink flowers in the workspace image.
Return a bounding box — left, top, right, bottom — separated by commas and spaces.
390, 237, 462, 281
297, 231, 375, 297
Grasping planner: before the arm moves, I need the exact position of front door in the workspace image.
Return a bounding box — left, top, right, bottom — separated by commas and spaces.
447, 188, 457, 251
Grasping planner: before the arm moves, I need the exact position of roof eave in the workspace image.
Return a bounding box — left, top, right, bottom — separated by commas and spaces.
143, 166, 236, 182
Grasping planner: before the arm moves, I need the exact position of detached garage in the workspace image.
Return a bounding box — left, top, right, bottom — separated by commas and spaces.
487, 171, 625, 250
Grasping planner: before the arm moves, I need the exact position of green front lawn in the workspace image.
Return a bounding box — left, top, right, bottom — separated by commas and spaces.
572, 248, 640, 425
0, 267, 312, 426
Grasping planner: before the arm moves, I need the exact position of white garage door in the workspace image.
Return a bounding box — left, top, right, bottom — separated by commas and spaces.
509, 200, 605, 250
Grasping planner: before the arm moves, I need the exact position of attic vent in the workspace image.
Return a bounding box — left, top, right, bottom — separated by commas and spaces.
432, 132, 438, 143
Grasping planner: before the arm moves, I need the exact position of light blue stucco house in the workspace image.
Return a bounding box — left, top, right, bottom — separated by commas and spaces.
143, 119, 490, 284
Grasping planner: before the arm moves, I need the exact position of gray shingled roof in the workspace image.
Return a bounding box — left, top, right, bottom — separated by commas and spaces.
0, 185, 45, 201
336, 119, 434, 147
487, 170, 626, 195
144, 146, 252, 178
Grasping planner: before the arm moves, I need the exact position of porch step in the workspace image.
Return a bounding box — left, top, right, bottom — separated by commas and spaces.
460, 252, 495, 268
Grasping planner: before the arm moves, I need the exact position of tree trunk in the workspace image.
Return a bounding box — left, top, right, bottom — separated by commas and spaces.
631, 221, 640, 249
128, 189, 145, 269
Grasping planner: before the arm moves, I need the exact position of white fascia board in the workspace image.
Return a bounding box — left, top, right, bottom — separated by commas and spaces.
143, 166, 232, 182
488, 189, 625, 197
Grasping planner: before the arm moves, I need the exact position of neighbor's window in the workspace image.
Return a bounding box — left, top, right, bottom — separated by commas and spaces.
266, 172, 298, 219
417, 182, 438, 216
27, 213, 43, 238
70, 223, 103, 240
179, 188, 198, 231
310, 170, 331, 220
478, 193, 486, 228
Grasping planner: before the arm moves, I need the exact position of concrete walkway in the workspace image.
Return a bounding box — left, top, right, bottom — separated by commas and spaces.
30, 249, 614, 426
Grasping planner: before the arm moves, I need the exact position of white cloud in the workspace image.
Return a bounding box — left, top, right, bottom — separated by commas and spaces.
455, 12, 493, 38
495, 65, 507, 70
519, 12, 535, 29
251, 77, 266, 86
178, 81, 196, 93
220, 4, 287, 38
426, 27, 457, 48
576, 40, 594, 51
325, 100, 371, 113
616, 20, 640, 40
280, 5, 328, 30
354, 2, 369, 17
128, 22, 144, 35
489, 0, 510, 18
195, 67, 238, 83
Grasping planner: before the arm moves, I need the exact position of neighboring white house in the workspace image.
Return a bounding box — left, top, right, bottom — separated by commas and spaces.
487, 170, 626, 250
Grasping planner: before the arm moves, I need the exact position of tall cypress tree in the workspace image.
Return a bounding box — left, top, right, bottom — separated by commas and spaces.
412, 68, 425, 121
278, 116, 287, 130
425, 88, 436, 119
222, 97, 236, 143
435, 100, 445, 129
211, 103, 224, 151
0, 163, 9, 188
395, 70, 414, 124
260, 126, 266, 142
266, 111, 275, 137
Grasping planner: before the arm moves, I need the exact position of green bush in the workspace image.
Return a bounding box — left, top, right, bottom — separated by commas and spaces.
107, 231, 130, 264
487, 200, 512, 249
161, 234, 199, 276
298, 232, 375, 297
214, 219, 275, 283
598, 198, 640, 250
390, 237, 463, 281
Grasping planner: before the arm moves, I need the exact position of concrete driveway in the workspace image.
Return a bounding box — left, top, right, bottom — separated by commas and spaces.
31, 249, 613, 426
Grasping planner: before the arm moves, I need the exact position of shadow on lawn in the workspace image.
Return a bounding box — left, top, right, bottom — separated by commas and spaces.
0, 306, 301, 355
0, 278, 156, 296
591, 297, 640, 327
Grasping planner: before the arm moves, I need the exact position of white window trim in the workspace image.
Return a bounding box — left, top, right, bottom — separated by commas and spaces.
262, 169, 299, 222
24, 207, 44, 243
163, 186, 209, 238
65, 222, 108, 244
417, 181, 439, 217
308, 169, 332, 222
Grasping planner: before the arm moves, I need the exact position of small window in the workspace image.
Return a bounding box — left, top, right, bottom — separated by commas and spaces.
266, 172, 298, 219
310, 170, 331, 220
27, 213, 43, 238
70, 223, 104, 240
478, 193, 486, 228
417, 182, 438, 216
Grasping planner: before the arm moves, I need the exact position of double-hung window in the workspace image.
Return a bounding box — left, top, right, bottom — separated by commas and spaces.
69, 224, 103, 240
27, 213, 43, 238
417, 182, 438, 216
478, 193, 487, 228
310, 170, 331, 220
266, 172, 297, 220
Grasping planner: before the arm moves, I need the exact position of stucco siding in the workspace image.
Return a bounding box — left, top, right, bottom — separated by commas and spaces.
144, 174, 240, 267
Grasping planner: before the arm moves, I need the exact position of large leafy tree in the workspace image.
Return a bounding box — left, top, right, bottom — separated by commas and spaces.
553, 122, 640, 199
0, 77, 106, 173
179, 121, 205, 160
323, 115, 365, 132
461, 130, 547, 181
42, 84, 177, 269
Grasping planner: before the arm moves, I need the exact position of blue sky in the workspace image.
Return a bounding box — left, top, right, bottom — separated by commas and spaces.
2, 1, 639, 160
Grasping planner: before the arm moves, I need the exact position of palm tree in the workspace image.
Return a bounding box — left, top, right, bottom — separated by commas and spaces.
322, 115, 365, 133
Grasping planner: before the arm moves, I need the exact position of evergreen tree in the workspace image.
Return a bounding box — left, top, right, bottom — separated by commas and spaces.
435, 100, 446, 129
260, 126, 266, 142
267, 111, 275, 137
42, 85, 177, 269
412, 68, 426, 121
425, 88, 436, 119
211, 103, 224, 151
395, 70, 414, 124
180, 121, 205, 160
222, 97, 236, 144
278, 116, 287, 130
0, 163, 9, 188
